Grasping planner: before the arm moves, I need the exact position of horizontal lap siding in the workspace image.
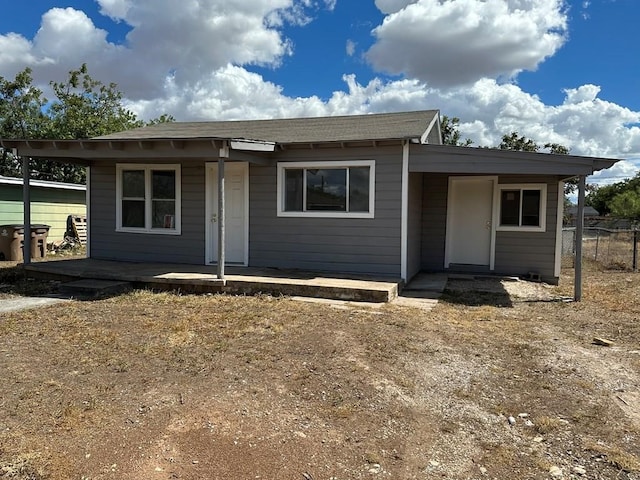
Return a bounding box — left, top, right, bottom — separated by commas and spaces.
407, 173, 423, 280
0, 185, 85, 240
249, 147, 402, 277
89, 160, 206, 264
494, 175, 560, 281
420, 174, 448, 271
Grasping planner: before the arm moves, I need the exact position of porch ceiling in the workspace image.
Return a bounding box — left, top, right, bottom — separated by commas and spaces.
409, 144, 618, 176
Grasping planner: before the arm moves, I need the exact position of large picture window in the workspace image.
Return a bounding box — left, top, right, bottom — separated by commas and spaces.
116, 164, 181, 234
497, 184, 547, 232
277, 160, 375, 218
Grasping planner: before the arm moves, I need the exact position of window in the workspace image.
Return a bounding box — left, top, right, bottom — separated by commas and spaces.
116, 164, 181, 234
497, 184, 547, 232
277, 160, 375, 218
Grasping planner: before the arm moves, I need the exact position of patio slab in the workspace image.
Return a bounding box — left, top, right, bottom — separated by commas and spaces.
23, 258, 401, 303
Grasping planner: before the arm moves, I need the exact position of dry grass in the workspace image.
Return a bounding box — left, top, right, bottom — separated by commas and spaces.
1, 262, 640, 479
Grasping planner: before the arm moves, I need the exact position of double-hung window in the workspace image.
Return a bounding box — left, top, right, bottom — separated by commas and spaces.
497, 184, 547, 232
116, 164, 181, 234
277, 160, 375, 218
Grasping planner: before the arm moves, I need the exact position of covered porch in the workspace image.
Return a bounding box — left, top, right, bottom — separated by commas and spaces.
23, 258, 401, 302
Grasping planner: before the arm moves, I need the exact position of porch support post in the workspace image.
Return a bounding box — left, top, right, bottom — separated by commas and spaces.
574, 175, 586, 301
21, 152, 32, 265
217, 142, 229, 280
400, 140, 409, 282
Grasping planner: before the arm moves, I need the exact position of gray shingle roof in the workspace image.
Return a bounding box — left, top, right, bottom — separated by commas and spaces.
95, 110, 439, 144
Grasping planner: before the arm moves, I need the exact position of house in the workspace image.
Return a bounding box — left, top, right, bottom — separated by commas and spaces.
0, 175, 86, 241
0, 110, 616, 286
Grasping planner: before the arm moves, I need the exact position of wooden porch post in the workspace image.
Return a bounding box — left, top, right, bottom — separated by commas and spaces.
217, 142, 229, 280
574, 175, 586, 301
21, 152, 32, 265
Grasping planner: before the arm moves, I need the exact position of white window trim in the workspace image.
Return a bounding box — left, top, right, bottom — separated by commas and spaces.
276, 160, 375, 218
496, 183, 547, 232
116, 163, 181, 235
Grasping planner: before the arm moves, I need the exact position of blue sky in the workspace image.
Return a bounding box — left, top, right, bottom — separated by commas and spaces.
0, 0, 639, 183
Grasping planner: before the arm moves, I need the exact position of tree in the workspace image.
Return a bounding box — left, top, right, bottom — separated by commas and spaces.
43, 63, 144, 141
499, 132, 539, 152
0, 65, 173, 183
609, 189, 640, 223
441, 115, 472, 146
0, 68, 48, 177
587, 173, 640, 217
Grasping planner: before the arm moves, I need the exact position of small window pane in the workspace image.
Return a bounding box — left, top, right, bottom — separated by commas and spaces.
122, 200, 145, 228
152, 170, 175, 200
500, 190, 520, 226
307, 168, 347, 211
122, 170, 145, 198
152, 200, 176, 229
521, 190, 541, 226
284, 169, 303, 211
349, 167, 370, 212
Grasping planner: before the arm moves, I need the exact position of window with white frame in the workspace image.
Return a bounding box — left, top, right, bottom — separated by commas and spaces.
116, 164, 181, 234
497, 184, 547, 232
277, 160, 375, 218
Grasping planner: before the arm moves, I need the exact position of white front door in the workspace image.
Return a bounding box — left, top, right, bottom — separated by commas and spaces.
445, 176, 496, 269
206, 162, 249, 265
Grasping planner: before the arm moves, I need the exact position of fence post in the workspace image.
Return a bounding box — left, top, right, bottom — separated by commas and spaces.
595, 228, 599, 261
634, 229, 638, 272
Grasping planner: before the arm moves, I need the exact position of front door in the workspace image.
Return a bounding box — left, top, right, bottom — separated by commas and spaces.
445, 176, 496, 269
206, 162, 249, 265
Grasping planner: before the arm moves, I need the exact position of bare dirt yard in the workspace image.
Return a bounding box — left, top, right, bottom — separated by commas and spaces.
1, 261, 640, 479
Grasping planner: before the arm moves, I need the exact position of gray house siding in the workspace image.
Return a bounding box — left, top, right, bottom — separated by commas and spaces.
493, 175, 560, 282
249, 146, 403, 277
418, 174, 561, 281
407, 172, 423, 280
420, 173, 448, 272
89, 159, 207, 264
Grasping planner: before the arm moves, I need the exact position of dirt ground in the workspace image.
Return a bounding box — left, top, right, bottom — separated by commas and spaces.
1, 263, 640, 479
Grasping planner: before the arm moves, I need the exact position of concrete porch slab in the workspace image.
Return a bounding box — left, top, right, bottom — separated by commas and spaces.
23, 258, 400, 303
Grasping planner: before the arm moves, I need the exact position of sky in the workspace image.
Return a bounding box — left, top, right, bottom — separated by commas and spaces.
0, 0, 639, 185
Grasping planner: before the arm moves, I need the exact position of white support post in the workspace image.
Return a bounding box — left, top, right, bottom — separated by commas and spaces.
574, 175, 586, 301
217, 142, 229, 279
400, 140, 409, 282
21, 152, 31, 265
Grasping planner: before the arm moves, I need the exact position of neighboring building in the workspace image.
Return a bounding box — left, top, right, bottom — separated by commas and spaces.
0, 176, 86, 241
1, 110, 617, 284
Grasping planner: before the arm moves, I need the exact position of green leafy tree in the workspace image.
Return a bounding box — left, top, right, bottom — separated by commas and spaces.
0, 68, 48, 177
499, 132, 539, 152
609, 189, 640, 223
1, 64, 174, 183
43, 63, 144, 141
441, 115, 473, 146
587, 173, 640, 217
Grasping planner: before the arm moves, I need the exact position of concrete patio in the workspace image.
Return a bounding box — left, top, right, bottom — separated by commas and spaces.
23, 258, 403, 302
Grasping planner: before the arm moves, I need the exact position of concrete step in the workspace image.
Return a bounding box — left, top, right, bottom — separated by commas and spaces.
59, 279, 132, 299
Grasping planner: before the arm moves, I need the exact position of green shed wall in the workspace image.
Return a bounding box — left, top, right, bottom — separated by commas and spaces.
0, 185, 86, 241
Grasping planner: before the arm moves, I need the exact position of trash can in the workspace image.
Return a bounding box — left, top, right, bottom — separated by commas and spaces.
0, 224, 50, 261
0, 225, 24, 261
30, 224, 50, 259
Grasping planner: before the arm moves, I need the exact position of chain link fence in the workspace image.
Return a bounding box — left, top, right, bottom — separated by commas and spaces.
562, 227, 640, 271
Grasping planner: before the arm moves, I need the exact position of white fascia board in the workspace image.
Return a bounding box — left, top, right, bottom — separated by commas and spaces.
0, 175, 86, 191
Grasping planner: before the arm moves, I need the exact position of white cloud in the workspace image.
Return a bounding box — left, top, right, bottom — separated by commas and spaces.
0, 1, 322, 99
367, 0, 568, 87
96, 0, 131, 21
346, 39, 356, 56
0, 0, 637, 185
